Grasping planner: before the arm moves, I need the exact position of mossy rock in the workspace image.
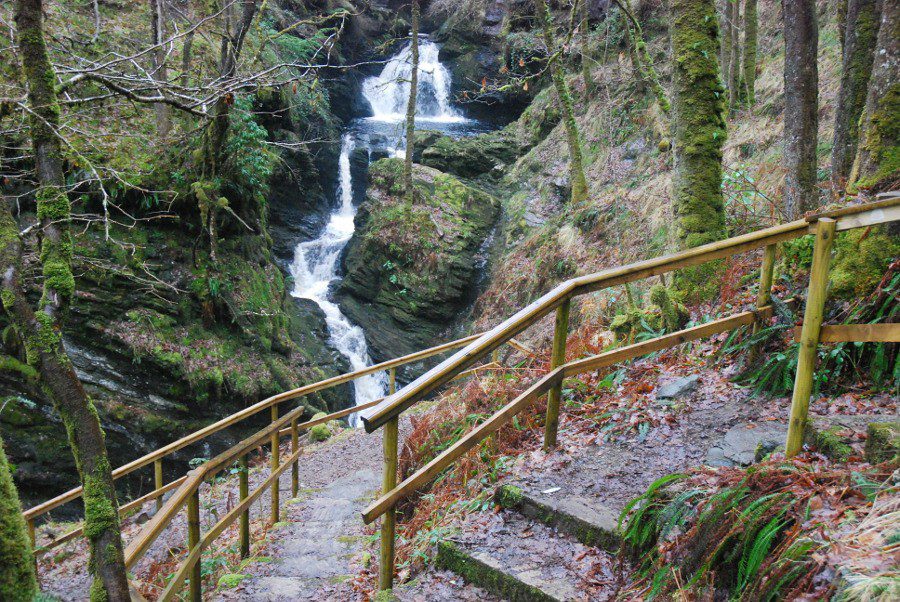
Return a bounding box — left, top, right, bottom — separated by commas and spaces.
420, 129, 524, 179
865, 422, 900, 464
309, 412, 332, 442
804, 425, 854, 462
338, 160, 500, 361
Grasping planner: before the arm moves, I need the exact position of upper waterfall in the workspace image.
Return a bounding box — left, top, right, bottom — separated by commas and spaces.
362, 36, 466, 123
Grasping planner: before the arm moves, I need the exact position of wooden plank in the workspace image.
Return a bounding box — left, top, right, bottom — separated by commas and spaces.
362, 370, 562, 524
805, 193, 900, 222
35, 475, 188, 556
833, 204, 900, 232
362, 219, 812, 433
793, 323, 900, 343
562, 306, 775, 376
363, 303, 784, 524
379, 417, 399, 590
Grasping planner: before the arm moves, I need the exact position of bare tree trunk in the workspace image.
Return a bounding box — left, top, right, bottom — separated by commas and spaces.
536, 0, 589, 204
837, 0, 849, 54
671, 0, 727, 249
181, 29, 195, 87
0, 434, 37, 601
7, 1, 130, 599
782, 0, 819, 218
721, 0, 733, 95
741, 0, 758, 104
832, 0, 881, 187
580, 0, 595, 96
849, 0, 898, 192
728, 0, 740, 110
150, 0, 171, 138
404, 0, 420, 204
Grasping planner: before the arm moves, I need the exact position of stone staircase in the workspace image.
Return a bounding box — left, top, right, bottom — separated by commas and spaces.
433, 485, 626, 601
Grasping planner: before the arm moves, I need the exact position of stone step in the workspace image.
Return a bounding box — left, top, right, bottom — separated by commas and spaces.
494, 484, 622, 552
434, 507, 620, 602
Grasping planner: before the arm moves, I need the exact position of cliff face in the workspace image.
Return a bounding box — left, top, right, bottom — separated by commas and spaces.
338, 159, 500, 370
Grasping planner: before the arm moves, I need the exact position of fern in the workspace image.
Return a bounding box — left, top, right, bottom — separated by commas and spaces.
736, 512, 789, 594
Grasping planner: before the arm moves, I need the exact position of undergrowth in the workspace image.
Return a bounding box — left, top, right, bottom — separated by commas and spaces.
619, 459, 898, 600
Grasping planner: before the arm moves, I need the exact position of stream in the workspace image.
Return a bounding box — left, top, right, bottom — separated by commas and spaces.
289, 36, 488, 423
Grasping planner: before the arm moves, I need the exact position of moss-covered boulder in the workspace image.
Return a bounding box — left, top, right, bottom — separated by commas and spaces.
338, 159, 500, 361
420, 128, 524, 179
308, 412, 332, 443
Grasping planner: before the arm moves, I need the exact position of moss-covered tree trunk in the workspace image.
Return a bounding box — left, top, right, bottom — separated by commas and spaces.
671, 0, 727, 249
782, 0, 819, 218
617, 0, 671, 115
198, 0, 258, 254
5, 1, 130, 600
832, 0, 881, 187
849, 0, 898, 191
536, 0, 589, 204
741, 0, 758, 105
0, 435, 37, 602
404, 0, 420, 204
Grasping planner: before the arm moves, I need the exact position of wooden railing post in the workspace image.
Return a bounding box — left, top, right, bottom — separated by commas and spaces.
378, 416, 399, 592
785, 218, 836, 457
388, 367, 396, 395
750, 244, 777, 361
270, 404, 280, 524
544, 298, 571, 450
239, 454, 250, 559
291, 417, 299, 498
187, 487, 201, 602
154, 458, 164, 511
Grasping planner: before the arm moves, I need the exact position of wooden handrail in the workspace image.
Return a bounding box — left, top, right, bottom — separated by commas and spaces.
122, 336, 527, 570
361, 197, 900, 434
361, 303, 783, 523
23, 331, 486, 521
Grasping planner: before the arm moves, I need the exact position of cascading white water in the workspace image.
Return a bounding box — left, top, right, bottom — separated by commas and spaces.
290, 37, 465, 423
363, 37, 466, 123
290, 134, 387, 423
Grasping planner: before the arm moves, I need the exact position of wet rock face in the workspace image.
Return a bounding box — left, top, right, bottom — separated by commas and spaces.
337, 159, 500, 365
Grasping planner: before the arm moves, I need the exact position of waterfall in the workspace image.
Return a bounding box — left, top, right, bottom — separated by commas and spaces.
362, 37, 466, 123
290, 134, 387, 423
290, 37, 467, 424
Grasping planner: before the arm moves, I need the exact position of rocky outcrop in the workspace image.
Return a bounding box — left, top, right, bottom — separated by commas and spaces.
1, 222, 352, 513
420, 127, 524, 178
337, 159, 500, 364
